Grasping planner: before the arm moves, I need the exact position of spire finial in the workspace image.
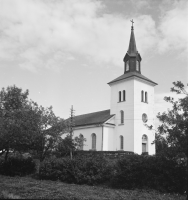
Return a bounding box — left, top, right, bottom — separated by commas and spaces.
130, 19, 134, 30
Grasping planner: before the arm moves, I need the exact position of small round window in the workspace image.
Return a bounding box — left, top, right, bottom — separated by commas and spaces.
142, 113, 148, 123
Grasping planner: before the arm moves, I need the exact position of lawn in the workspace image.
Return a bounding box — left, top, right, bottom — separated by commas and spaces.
0, 175, 186, 200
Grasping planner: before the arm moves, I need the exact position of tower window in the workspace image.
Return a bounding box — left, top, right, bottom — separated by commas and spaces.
120, 135, 124, 150
145, 92, 148, 103
91, 133, 96, 150
141, 90, 144, 102
120, 110, 124, 124
123, 90, 126, 101
136, 61, 139, 71
119, 91, 121, 102
142, 134, 148, 153
126, 61, 129, 71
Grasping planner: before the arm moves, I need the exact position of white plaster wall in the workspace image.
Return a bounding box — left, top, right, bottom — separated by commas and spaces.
103, 126, 115, 151
109, 78, 135, 152
65, 126, 103, 151
133, 78, 156, 155
109, 77, 156, 154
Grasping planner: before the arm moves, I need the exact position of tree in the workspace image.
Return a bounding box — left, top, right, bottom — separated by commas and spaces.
0, 85, 36, 160
149, 81, 188, 158
56, 134, 86, 157
30, 104, 65, 162
0, 85, 65, 162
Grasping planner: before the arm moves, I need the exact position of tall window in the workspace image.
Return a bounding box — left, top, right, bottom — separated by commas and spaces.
120, 135, 124, 150
91, 133, 96, 150
145, 92, 148, 103
123, 90, 126, 101
141, 90, 144, 102
136, 61, 139, 71
80, 134, 84, 150
142, 135, 148, 153
119, 91, 121, 102
126, 61, 129, 71
120, 110, 124, 124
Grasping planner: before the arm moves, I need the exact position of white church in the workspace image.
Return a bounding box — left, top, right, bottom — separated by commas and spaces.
69, 24, 157, 155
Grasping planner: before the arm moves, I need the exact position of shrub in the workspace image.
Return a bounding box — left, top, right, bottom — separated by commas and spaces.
0, 156, 36, 176
39, 154, 187, 194
110, 154, 187, 194
39, 155, 112, 185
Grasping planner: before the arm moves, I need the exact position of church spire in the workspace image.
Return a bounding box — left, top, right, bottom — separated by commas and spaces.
123, 20, 142, 74
127, 20, 137, 56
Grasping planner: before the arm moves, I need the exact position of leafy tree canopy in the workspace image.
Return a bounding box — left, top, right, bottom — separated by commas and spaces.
150, 81, 188, 158
0, 85, 65, 161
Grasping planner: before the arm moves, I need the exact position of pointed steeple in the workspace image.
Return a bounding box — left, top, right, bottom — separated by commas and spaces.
127, 24, 137, 56
123, 20, 142, 74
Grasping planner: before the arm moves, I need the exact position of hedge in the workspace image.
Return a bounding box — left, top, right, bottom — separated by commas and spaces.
39, 154, 186, 194
0, 156, 36, 176
39, 155, 112, 185
110, 154, 187, 193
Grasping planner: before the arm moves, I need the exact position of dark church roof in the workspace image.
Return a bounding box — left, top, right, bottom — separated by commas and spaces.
71, 109, 114, 127
108, 72, 157, 85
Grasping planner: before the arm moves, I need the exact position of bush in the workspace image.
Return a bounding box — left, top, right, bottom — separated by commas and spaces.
39, 154, 187, 194
39, 155, 112, 185
0, 156, 36, 176
110, 154, 187, 194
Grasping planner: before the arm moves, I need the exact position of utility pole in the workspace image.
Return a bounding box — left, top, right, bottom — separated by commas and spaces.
70, 105, 75, 160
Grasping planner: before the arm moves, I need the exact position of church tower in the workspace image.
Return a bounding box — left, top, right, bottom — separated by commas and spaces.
108, 21, 157, 155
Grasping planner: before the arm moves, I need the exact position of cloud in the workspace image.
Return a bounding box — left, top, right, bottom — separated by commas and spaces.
0, 0, 187, 72
0, 0, 159, 72
158, 0, 188, 56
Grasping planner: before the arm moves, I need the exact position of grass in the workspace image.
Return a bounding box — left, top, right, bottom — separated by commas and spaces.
0, 175, 186, 200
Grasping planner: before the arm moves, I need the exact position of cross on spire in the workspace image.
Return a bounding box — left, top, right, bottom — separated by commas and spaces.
130, 19, 134, 30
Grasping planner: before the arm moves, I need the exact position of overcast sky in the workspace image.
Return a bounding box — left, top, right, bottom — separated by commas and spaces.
0, 0, 187, 121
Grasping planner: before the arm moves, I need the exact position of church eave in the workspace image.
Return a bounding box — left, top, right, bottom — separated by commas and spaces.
108, 74, 158, 86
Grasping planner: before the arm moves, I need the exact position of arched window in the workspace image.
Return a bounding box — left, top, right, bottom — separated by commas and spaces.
123, 90, 126, 101
91, 133, 96, 150
142, 134, 148, 153
80, 134, 84, 150
120, 110, 124, 124
145, 92, 148, 103
119, 91, 121, 102
120, 135, 124, 150
141, 90, 144, 102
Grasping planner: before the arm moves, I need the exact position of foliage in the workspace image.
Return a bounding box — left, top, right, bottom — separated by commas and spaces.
29, 104, 65, 162
38, 154, 186, 194
0, 85, 65, 162
110, 154, 187, 194
39, 155, 112, 185
55, 134, 86, 157
147, 81, 188, 157
0, 156, 36, 176
0, 85, 36, 160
